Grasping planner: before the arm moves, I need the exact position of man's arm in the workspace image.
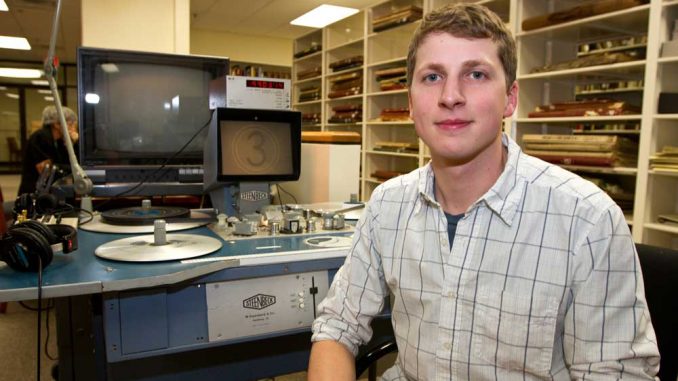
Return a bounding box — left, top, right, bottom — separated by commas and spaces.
308, 340, 355, 381
566, 205, 659, 379
309, 192, 389, 377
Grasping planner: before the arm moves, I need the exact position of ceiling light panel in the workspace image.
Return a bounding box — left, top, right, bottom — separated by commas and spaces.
290, 5, 359, 28
0, 36, 31, 50
0, 68, 42, 78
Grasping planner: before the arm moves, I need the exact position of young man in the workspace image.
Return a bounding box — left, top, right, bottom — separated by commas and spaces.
309, 3, 659, 380
18, 105, 79, 195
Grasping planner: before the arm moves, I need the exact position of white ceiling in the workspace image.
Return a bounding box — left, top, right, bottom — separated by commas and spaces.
0, 0, 378, 66
190, 0, 374, 40
0, 0, 81, 63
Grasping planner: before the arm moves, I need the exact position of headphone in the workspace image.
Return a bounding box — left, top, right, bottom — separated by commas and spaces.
13, 192, 61, 220
0, 220, 78, 272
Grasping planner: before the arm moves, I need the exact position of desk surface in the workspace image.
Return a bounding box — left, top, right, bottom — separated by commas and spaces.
0, 227, 352, 302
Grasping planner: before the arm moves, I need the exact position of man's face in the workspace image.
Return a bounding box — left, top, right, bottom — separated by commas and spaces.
53, 119, 78, 141
408, 32, 517, 165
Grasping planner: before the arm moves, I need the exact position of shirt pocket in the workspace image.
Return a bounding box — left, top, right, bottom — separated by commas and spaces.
469, 289, 559, 377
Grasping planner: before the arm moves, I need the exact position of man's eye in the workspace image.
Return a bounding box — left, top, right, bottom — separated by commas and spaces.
469, 71, 485, 80
423, 73, 440, 82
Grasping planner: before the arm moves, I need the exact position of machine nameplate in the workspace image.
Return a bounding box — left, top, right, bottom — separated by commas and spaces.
205, 271, 329, 342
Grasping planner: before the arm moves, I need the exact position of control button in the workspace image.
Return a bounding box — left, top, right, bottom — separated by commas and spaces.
298, 291, 305, 297
298, 298, 304, 303
299, 303, 305, 309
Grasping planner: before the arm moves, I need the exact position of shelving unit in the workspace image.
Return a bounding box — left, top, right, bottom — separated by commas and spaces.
229, 61, 291, 79
511, 0, 678, 249
291, 0, 678, 249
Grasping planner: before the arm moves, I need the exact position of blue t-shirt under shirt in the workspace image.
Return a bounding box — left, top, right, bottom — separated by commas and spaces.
444, 212, 463, 247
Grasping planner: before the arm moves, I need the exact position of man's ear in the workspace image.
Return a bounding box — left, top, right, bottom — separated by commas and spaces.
503, 81, 518, 118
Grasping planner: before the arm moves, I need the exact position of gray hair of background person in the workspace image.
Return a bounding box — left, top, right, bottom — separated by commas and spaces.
42, 105, 77, 126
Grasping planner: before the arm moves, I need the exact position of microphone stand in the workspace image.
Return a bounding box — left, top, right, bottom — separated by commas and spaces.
44, 0, 93, 209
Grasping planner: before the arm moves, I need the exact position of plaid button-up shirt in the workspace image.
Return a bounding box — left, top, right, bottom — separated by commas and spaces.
312, 135, 659, 380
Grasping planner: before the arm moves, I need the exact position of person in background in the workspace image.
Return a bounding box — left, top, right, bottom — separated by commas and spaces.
308, 3, 659, 380
18, 105, 79, 195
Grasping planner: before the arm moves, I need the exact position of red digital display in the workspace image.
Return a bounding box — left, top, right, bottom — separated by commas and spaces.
246, 80, 285, 89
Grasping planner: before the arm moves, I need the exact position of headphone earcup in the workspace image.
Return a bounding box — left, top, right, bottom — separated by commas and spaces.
48, 224, 78, 254
1, 228, 53, 272
17, 220, 59, 244
13, 193, 35, 218
35, 193, 58, 215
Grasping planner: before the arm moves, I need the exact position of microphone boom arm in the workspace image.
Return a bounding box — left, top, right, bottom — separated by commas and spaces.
44, 0, 92, 196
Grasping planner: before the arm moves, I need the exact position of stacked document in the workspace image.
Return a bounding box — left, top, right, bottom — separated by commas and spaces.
523, 134, 638, 167
650, 146, 678, 171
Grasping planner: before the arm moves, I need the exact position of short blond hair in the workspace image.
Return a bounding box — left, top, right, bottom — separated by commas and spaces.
406, 3, 516, 91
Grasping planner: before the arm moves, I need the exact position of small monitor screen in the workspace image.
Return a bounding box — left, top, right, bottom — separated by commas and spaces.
207, 108, 301, 184
219, 121, 293, 176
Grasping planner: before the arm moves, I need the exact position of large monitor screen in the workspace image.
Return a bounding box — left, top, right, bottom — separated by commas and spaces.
78, 47, 229, 168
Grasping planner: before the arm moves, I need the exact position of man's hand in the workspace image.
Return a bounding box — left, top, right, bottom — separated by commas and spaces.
308, 340, 355, 381
67, 125, 79, 143
35, 159, 52, 174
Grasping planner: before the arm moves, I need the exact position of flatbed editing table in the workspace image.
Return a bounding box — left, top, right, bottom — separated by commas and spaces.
0, 226, 391, 381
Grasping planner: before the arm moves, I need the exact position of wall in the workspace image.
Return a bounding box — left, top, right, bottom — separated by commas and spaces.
190, 29, 292, 66
81, 0, 190, 54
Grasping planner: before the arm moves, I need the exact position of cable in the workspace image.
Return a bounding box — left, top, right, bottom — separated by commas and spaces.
45, 302, 57, 361
94, 110, 215, 211
73, 207, 95, 225
19, 299, 53, 312
275, 183, 298, 206
37, 257, 43, 381
274, 184, 284, 210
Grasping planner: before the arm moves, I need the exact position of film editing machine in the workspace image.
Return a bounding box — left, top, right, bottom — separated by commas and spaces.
0, 48, 384, 381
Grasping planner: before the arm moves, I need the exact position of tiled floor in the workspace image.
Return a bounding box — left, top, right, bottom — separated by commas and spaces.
0, 174, 20, 202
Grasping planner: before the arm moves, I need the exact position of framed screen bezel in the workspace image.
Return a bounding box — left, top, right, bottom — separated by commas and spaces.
214, 108, 301, 183
77, 46, 230, 167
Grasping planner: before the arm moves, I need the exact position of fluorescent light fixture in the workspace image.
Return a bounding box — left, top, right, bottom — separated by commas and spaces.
164, 102, 171, 110
85, 93, 100, 104
38, 89, 52, 94
101, 63, 119, 73
6, 93, 19, 99
0, 68, 42, 78
290, 4, 359, 28
0, 1, 7, 11
0, 36, 31, 50
44, 96, 54, 101
31, 80, 49, 86
172, 95, 180, 109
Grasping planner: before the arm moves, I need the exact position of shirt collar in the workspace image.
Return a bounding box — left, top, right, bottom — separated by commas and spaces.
417, 133, 524, 226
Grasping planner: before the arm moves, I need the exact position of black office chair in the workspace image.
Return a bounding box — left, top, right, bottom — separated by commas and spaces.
356, 339, 398, 380
355, 244, 678, 381
636, 244, 678, 381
